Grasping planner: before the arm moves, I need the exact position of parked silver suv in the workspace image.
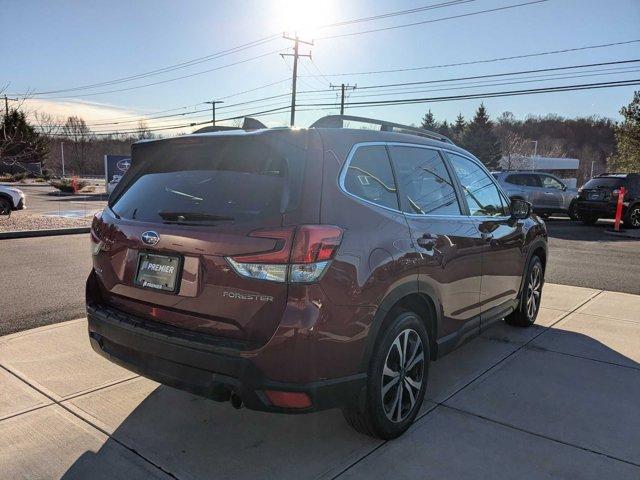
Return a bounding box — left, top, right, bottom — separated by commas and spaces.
492, 171, 578, 219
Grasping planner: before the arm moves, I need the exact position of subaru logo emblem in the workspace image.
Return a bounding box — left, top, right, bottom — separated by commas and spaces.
141, 231, 160, 246
117, 158, 131, 172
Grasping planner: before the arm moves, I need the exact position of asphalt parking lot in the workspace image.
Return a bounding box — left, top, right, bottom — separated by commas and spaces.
1, 284, 639, 479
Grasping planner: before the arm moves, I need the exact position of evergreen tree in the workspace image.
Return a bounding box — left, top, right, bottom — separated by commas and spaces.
0, 109, 47, 164
450, 113, 466, 144
609, 90, 640, 172
438, 120, 452, 139
452, 113, 466, 135
462, 104, 502, 169
420, 109, 438, 131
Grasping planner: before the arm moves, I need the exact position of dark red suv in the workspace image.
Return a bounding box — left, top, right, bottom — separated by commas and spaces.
87, 115, 547, 439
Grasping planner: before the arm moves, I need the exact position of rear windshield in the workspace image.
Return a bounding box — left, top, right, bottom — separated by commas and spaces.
110, 135, 306, 223
582, 177, 624, 189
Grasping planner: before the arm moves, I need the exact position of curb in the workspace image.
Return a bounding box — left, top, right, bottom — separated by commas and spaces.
603, 229, 640, 239
0, 227, 91, 240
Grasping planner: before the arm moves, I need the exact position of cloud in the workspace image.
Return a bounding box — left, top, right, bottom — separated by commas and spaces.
22, 98, 143, 124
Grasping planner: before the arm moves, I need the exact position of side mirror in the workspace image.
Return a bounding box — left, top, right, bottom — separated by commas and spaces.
510, 198, 531, 220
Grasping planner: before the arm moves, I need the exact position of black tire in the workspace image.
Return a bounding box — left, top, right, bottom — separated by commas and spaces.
342, 310, 430, 439
568, 201, 579, 220
581, 214, 598, 226
623, 204, 640, 229
505, 256, 544, 327
0, 197, 11, 216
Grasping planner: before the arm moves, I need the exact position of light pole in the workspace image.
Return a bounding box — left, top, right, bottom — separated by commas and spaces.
530, 140, 538, 171
60, 142, 66, 177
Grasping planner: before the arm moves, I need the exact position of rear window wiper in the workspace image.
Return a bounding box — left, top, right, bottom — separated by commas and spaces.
158, 211, 235, 223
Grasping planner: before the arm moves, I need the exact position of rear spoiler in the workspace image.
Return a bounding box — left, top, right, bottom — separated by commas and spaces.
192, 117, 267, 134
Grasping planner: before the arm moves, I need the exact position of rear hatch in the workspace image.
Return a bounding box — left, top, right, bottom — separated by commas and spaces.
578, 177, 624, 203
91, 130, 317, 347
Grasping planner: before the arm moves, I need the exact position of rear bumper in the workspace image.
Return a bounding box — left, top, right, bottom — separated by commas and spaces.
575, 201, 619, 217
87, 302, 366, 413
13, 197, 25, 210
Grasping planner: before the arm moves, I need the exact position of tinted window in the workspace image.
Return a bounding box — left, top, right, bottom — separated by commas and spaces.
506, 174, 540, 187
582, 177, 625, 189
389, 146, 460, 215
447, 153, 508, 217
111, 136, 306, 223
344, 145, 399, 210
541, 175, 564, 190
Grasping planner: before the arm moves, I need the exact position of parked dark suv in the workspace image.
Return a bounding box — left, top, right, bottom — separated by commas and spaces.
86, 115, 548, 439
575, 173, 640, 227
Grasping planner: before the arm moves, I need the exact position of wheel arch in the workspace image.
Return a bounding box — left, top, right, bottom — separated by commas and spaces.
360, 283, 441, 372
0, 192, 14, 211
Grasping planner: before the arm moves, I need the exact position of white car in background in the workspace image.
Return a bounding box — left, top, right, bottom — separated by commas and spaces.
0, 185, 26, 215
107, 175, 122, 195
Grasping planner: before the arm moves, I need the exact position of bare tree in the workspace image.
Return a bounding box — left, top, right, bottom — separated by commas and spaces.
136, 120, 154, 140
61, 116, 92, 174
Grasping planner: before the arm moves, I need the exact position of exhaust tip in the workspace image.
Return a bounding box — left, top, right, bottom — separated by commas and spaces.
230, 392, 243, 410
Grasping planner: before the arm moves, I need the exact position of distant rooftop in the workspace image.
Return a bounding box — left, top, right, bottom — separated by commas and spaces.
500, 155, 580, 170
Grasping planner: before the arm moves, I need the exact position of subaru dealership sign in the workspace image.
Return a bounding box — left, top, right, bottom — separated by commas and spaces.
104, 154, 131, 192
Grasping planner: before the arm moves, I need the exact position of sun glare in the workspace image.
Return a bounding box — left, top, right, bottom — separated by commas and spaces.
273, 0, 334, 39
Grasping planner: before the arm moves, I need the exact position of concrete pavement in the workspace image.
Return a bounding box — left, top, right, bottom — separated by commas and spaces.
1, 283, 639, 479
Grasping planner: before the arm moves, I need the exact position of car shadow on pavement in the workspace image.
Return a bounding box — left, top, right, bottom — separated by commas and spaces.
544, 217, 636, 242
60, 325, 640, 480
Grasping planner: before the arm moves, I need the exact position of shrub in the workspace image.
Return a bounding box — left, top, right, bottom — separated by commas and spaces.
49, 178, 89, 193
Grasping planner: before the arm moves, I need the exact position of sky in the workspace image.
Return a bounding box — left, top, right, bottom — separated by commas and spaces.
2, 0, 640, 135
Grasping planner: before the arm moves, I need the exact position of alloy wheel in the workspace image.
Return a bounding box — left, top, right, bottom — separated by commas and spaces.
630, 207, 640, 227
526, 264, 542, 319
381, 328, 424, 422
0, 199, 10, 216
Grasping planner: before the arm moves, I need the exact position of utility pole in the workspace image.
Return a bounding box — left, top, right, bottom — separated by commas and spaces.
530, 140, 538, 171
330, 83, 356, 115
60, 142, 66, 177
281, 34, 313, 126
204, 100, 224, 126
3, 94, 18, 117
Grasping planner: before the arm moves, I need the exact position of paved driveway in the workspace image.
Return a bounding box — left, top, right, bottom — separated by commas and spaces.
1, 284, 639, 479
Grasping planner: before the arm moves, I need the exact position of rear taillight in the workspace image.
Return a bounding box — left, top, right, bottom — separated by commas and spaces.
226, 225, 343, 284
89, 230, 102, 256
90, 212, 103, 255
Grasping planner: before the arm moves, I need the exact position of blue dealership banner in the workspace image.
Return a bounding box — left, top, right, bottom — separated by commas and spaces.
104, 154, 131, 192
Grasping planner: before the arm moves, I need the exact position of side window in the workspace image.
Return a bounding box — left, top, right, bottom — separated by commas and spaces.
506, 174, 524, 186
541, 175, 564, 190
389, 146, 460, 215
447, 153, 508, 217
343, 145, 399, 210
526, 174, 542, 187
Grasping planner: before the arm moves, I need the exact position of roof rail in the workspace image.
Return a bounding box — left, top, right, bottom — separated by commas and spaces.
193, 116, 267, 134
309, 115, 454, 144
597, 172, 637, 177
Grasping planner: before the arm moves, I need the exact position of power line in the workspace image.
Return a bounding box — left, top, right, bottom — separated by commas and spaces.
22, 35, 281, 96
76, 58, 640, 128
318, 0, 551, 40
297, 79, 640, 108
306, 39, 640, 78
355, 58, 640, 90
37, 49, 284, 99
11, 2, 484, 97
318, 0, 478, 28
